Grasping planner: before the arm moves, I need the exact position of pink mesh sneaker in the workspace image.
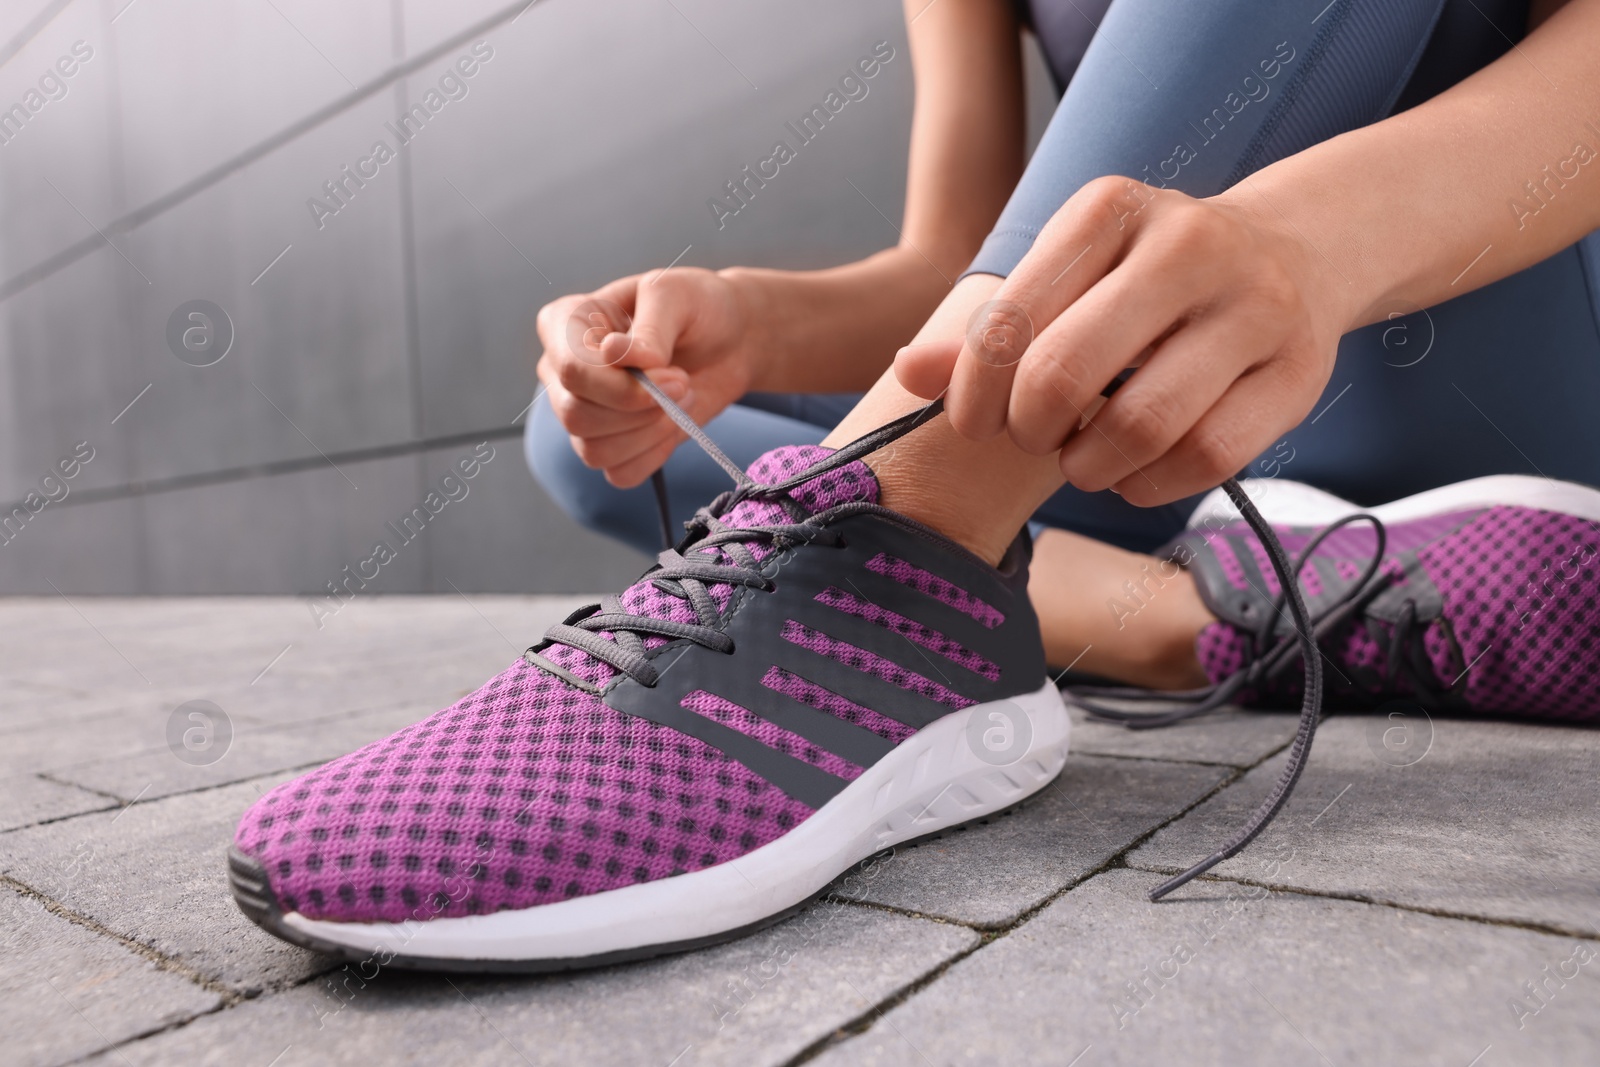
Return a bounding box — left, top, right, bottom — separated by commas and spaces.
229, 434, 1069, 970
1153, 475, 1600, 718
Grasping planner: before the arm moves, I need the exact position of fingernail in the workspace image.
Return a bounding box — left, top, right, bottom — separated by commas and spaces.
662, 378, 689, 400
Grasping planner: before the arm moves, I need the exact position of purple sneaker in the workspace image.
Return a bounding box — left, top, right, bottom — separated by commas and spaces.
1168, 475, 1600, 718
229, 443, 1068, 970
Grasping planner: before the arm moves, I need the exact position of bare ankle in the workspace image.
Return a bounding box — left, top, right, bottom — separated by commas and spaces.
1030, 530, 1214, 689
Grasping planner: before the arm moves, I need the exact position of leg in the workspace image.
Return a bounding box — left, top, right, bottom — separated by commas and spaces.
528, 391, 858, 555
830, 0, 1540, 686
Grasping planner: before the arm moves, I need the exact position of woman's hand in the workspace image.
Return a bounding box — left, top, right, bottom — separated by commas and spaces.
535, 267, 759, 488
894, 176, 1354, 506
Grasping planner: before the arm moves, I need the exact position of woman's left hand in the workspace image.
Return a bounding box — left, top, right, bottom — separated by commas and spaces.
894, 176, 1355, 506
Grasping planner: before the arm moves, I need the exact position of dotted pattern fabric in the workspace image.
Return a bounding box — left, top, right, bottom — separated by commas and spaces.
234, 445, 885, 924
864, 553, 1004, 628
234, 660, 815, 922
1193, 505, 1600, 719
815, 587, 1001, 680
780, 620, 974, 710
1418, 507, 1600, 717
681, 689, 864, 781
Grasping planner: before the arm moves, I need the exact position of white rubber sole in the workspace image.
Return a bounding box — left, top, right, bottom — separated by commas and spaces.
278, 680, 1070, 965
1188, 473, 1600, 531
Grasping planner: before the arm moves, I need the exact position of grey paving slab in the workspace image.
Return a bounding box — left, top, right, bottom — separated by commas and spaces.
79, 903, 976, 1067
48, 700, 434, 803
1065, 697, 1299, 767
813, 868, 1600, 1067
0, 772, 115, 832
1, 702, 177, 779
1130, 715, 1600, 937
0, 885, 221, 1067
0, 597, 586, 779
0, 773, 324, 994
850, 755, 1228, 927
0, 594, 577, 696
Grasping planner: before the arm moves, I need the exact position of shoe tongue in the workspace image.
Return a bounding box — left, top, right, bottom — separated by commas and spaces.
543, 445, 879, 687
721, 444, 880, 527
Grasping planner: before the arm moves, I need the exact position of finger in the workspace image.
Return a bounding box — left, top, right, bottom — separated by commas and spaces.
627, 275, 701, 372
1006, 230, 1221, 456
892, 339, 962, 399
944, 177, 1145, 440
545, 377, 677, 438
1115, 355, 1317, 506
553, 271, 708, 413
552, 353, 691, 413
535, 279, 637, 365
602, 427, 689, 489
943, 297, 1036, 440
571, 419, 681, 476
1056, 315, 1264, 492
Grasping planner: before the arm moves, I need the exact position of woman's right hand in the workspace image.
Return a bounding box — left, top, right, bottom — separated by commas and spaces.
535, 267, 760, 488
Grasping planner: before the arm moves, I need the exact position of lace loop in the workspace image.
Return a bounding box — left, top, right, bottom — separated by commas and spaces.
526, 470, 853, 690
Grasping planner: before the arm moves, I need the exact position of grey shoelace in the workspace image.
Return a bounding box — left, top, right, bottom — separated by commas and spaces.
556, 368, 1325, 902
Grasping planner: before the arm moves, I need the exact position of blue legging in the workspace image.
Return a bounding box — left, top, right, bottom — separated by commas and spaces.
528, 0, 1600, 557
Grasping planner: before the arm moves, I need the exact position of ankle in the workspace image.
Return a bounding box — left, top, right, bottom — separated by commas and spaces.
1030, 530, 1215, 689
867, 453, 1021, 566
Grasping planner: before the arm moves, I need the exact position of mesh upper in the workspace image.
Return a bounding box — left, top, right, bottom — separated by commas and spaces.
234, 660, 814, 921
234, 445, 898, 923
1192, 504, 1600, 717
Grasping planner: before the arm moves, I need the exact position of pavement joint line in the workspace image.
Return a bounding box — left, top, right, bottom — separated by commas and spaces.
46, 991, 237, 1067
17, 694, 441, 794
0, 873, 241, 1002
3, 760, 342, 837
829, 895, 979, 930
841, 973, 939, 1067
24, 686, 1582, 1062
50, 992, 245, 1067
32, 770, 129, 804
781, 931, 990, 1067
1120, 862, 1600, 943
110, 782, 154, 821
790, 727, 1301, 1063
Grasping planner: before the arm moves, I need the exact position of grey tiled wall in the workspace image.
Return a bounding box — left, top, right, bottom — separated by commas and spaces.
1, 0, 1054, 594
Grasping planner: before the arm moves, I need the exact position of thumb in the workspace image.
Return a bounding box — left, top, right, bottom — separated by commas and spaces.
893, 338, 962, 399
623, 278, 697, 372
